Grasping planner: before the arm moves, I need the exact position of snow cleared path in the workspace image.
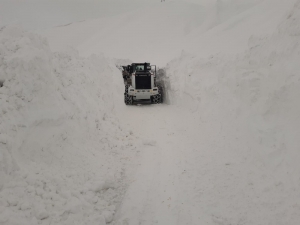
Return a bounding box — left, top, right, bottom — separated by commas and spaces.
114, 104, 232, 225
115, 97, 300, 224
116, 104, 201, 225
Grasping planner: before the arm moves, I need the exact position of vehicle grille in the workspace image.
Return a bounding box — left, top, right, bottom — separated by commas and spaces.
135, 75, 151, 89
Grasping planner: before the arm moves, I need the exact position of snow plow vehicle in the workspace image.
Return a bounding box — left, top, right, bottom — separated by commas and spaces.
122, 62, 163, 105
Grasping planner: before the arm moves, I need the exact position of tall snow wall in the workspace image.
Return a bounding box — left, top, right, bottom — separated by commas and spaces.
164, 1, 300, 223
0, 26, 136, 225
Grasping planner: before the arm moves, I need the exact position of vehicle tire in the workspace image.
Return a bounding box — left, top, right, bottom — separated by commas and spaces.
151, 95, 156, 104
152, 94, 160, 104
152, 86, 163, 104
157, 85, 163, 103
125, 84, 129, 93
125, 95, 133, 105
124, 85, 133, 105
156, 94, 162, 103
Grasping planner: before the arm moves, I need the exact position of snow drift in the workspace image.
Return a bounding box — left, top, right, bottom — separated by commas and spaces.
0, 26, 139, 225
162, 0, 300, 223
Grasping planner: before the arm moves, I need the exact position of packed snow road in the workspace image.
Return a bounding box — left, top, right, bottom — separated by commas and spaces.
116, 104, 202, 225
114, 101, 299, 225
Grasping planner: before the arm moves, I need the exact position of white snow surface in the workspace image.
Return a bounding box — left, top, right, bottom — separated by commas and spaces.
1, 0, 300, 224
0, 26, 140, 225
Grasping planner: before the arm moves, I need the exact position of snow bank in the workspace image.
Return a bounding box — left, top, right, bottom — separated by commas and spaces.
0, 0, 151, 31
0, 26, 138, 225
185, 0, 296, 58
164, 0, 300, 223
42, 0, 208, 66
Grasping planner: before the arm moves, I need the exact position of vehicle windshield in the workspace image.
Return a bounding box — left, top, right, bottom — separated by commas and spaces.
135, 65, 145, 71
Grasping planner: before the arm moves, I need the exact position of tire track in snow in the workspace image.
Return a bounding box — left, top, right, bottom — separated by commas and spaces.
115, 105, 199, 225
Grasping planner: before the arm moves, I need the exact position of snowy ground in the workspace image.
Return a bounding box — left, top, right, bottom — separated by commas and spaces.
1, 0, 300, 224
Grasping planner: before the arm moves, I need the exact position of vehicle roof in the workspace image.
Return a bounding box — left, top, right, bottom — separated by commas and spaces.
132, 63, 150, 65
